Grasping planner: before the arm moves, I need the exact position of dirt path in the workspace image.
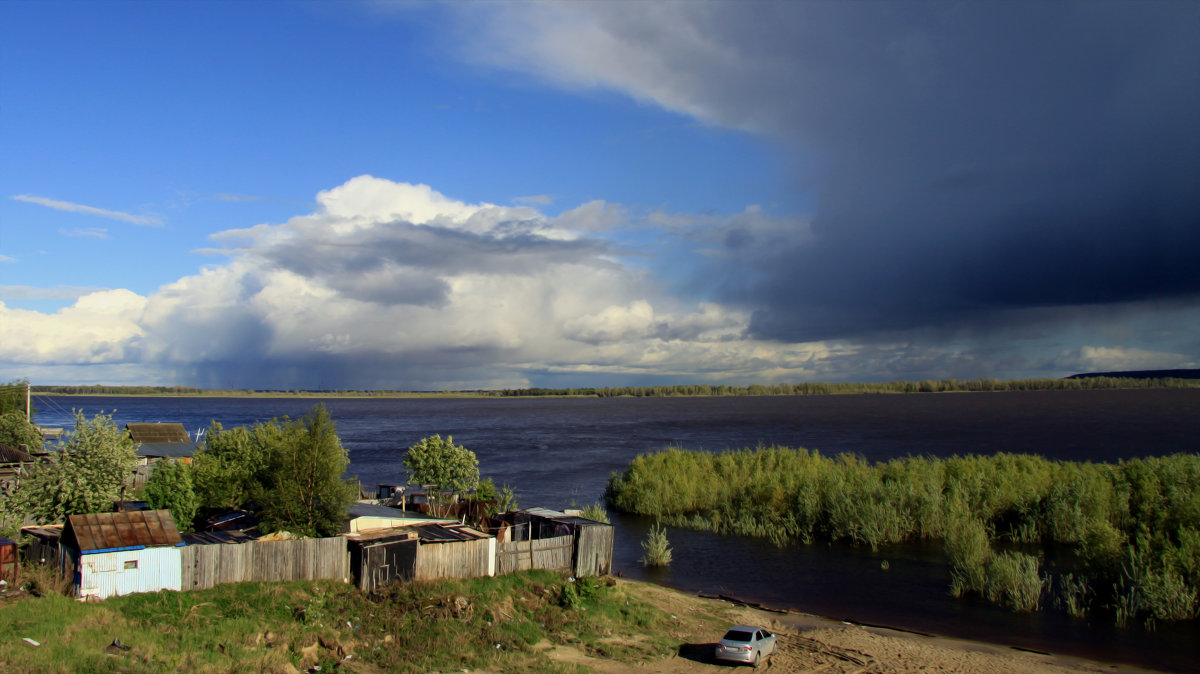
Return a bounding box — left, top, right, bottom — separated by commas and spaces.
536, 580, 1157, 674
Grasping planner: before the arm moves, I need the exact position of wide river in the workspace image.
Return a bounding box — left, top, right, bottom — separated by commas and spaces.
32, 389, 1200, 670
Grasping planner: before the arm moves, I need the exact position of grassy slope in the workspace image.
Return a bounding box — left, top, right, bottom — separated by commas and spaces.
0, 570, 737, 674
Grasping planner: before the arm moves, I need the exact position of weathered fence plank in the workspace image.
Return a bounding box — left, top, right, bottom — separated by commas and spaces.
496, 535, 574, 575
180, 537, 347, 590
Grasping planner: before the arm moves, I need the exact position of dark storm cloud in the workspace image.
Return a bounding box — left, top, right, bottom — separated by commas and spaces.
741, 2, 1200, 341
252, 218, 613, 307
498, 1, 1200, 342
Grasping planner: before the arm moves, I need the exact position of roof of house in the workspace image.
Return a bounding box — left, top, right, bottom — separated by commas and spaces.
408, 522, 490, 543
519, 507, 610, 527
345, 528, 420, 546
63, 510, 184, 553
347, 503, 454, 522
135, 441, 199, 458
182, 529, 258, 546
126, 422, 191, 444
0, 444, 36, 463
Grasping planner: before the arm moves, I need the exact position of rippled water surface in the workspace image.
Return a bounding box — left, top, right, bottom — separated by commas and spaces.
33, 390, 1200, 670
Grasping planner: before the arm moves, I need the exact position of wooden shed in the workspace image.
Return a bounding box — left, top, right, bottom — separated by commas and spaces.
410, 522, 495, 581
346, 528, 419, 591
62, 510, 185, 600
499, 508, 614, 577
125, 423, 200, 464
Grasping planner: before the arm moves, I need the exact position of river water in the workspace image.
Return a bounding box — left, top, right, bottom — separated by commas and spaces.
31, 390, 1200, 670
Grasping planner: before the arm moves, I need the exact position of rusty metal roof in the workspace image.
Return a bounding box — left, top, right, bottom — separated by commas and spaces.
64, 510, 184, 553
125, 423, 190, 444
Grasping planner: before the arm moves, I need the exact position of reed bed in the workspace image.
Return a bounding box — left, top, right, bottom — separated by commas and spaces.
605, 447, 1200, 625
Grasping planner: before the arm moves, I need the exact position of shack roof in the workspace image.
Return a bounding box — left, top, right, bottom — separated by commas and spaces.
345, 528, 420, 546
0, 444, 36, 463
126, 422, 190, 444
347, 503, 454, 523
182, 529, 258, 546
21, 525, 63, 543
408, 522, 490, 543
518, 507, 610, 527
63, 510, 184, 553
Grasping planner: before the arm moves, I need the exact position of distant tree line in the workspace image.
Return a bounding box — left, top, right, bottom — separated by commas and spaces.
498, 376, 1200, 398
31, 376, 1200, 399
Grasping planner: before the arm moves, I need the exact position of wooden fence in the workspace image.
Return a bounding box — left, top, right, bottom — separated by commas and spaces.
496, 534, 574, 575
414, 538, 493, 581
180, 537, 348, 590
573, 525, 614, 577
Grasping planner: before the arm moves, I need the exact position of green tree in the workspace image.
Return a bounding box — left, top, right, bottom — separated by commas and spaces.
1, 410, 137, 524
144, 459, 198, 532
188, 406, 356, 537
253, 405, 357, 537
403, 434, 480, 517
191, 421, 271, 512
0, 379, 30, 417
0, 411, 43, 451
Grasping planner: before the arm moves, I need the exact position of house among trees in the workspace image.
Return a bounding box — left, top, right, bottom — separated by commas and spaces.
0, 443, 37, 498
125, 422, 200, 463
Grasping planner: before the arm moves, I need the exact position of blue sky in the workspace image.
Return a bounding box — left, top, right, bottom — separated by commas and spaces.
2, 1, 1197, 389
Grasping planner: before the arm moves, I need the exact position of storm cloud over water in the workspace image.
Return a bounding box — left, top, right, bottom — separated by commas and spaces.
469, 1, 1200, 341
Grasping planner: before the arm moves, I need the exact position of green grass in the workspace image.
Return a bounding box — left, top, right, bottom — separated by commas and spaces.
0, 571, 681, 673
606, 446, 1200, 625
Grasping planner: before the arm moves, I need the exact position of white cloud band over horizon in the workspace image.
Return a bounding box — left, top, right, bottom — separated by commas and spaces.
2, 176, 1195, 389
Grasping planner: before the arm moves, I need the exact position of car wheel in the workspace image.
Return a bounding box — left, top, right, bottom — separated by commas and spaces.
752, 651, 761, 668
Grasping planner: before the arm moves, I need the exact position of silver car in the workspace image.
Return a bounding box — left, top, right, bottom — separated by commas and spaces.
714, 625, 777, 667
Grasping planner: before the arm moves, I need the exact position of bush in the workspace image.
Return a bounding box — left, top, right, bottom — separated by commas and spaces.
581, 503, 610, 524
607, 447, 1200, 624
143, 459, 198, 532
984, 551, 1045, 612
639, 522, 672, 567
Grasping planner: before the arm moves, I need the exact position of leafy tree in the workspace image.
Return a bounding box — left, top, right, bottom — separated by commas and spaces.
497, 483, 519, 513
0, 379, 30, 417
0, 411, 43, 451
191, 421, 270, 512
144, 459, 198, 532
1, 410, 137, 524
257, 405, 357, 537
403, 434, 480, 516
189, 405, 356, 537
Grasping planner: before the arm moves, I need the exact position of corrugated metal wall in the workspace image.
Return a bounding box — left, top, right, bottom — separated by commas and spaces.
180, 537, 348, 591
76, 547, 182, 600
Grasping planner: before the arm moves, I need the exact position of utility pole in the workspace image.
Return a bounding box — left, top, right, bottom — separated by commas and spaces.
25, 380, 31, 423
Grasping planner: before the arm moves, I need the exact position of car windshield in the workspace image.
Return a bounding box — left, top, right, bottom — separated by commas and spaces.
722, 630, 754, 642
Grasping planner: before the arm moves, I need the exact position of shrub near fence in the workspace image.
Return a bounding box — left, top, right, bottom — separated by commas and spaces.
181, 537, 347, 590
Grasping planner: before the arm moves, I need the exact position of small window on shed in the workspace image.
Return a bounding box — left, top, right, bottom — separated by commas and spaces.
124, 560, 138, 570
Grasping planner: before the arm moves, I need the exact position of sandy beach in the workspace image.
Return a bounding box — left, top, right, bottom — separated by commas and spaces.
537, 580, 1160, 674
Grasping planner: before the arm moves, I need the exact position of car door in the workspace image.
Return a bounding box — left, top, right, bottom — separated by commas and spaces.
758, 629, 776, 655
